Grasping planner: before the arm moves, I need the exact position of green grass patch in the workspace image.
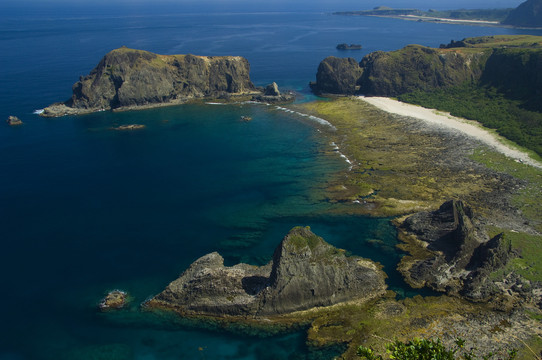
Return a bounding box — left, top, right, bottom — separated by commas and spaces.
398, 83, 542, 157
487, 226, 542, 283
471, 149, 542, 232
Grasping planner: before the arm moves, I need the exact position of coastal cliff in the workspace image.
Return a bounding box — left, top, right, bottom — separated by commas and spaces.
310, 35, 542, 156
147, 226, 387, 317
503, 0, 542, 27
41, 47, 257, 117
311, 35, 541, 101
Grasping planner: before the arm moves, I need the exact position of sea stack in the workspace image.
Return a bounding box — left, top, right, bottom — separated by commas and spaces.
147, 226, 387, 317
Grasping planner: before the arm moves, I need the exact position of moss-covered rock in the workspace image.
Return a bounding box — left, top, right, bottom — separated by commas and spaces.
147, 226, 387, 317
41, 47, 256, 117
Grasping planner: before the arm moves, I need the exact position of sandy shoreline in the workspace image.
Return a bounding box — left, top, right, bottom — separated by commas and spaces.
358, 96, 542, 169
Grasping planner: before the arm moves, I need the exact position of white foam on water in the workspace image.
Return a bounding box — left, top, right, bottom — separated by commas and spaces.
274, 106, 337, 130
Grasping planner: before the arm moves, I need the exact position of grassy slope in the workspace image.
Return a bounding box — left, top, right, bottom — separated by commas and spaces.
398, 35, 542, 157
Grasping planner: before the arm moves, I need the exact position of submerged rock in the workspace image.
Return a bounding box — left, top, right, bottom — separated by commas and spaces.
148, 226, 387, 316
6, 116, 23, 126
99, 290, 129, 311
112, 124, 146, 130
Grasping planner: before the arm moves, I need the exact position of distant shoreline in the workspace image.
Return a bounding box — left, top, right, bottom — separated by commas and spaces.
368, 14, 503, 27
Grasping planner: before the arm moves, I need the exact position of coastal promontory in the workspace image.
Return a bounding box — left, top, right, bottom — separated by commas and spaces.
40, 47, 257, 117
146, 226, 387, 317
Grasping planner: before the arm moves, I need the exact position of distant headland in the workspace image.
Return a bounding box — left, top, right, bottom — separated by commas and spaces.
40, 47, 292, 117
334, 0, 542, 28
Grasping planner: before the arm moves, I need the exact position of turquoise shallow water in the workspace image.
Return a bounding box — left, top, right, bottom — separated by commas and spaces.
2, 10, 542, 360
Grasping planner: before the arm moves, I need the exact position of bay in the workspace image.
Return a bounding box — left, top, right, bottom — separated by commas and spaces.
1, 10, 541, 360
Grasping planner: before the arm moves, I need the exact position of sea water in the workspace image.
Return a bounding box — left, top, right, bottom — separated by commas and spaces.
1, 10, 541, 360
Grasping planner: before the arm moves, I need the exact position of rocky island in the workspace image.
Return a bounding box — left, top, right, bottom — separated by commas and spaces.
146, 226, 387, 317
40, 47, 292, 117
336, 43, 362, 50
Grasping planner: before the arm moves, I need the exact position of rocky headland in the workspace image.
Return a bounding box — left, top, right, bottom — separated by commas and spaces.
146, 226, 387, 317
311, 35, 542, 103
334, 0, 542, 28
40, 47, 293, 117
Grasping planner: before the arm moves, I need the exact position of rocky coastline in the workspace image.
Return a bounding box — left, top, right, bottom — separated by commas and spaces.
146, 226, 387, 318
80, 43, 542, 357
40, 47, 293, 117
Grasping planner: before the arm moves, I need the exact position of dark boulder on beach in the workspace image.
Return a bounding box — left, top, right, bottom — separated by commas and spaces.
147, 226, 387, 316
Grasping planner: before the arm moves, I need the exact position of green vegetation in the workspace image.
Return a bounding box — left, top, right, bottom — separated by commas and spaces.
425, 9, 512, 22
357, 337, 517, 360
295, 98, 512, 217
470, 149, 542, 232
333, 7, 511, 22
398, 84, 542, 157
288, 227, 323, 251
487, 228, 542, 282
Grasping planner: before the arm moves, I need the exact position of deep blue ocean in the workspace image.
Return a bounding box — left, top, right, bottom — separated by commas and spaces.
1, 10, 541, 360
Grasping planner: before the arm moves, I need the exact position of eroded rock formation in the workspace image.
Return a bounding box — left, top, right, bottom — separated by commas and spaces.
396, 200, 536, 305
147, 226, 387, 317
41, 47, 257, 117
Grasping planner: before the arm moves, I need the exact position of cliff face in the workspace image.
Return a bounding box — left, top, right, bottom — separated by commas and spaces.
148, 226, 387, 317
358, 45, 484, 96
311, 45, 485, 96
503, 0, 542, 27
310, 36, 542, 104
42, 47, 255, 116
481, 47, 542, 111
311, 57, 363, 95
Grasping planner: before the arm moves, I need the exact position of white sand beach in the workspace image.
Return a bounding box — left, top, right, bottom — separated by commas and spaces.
358, 96, 542, 169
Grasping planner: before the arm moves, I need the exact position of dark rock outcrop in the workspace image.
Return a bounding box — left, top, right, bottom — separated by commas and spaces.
397, 200, 518, 302
6, 116, 22, 126
311, 45, 484, 96
148, 226, 387, 316
99, 290, 129, 311
502, 0, 542, 27
336, 43, 362, 50
41, 47, 257, 117
251, 82, 295, 103
310, 56, 363, 95
311, 36, 542, 113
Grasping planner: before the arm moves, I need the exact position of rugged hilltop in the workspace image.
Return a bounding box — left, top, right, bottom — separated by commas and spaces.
503, 0, 542, 27
41, 47, 257, 117
311, 35, 542, 103
147, 226, 387, 317
311, 35, 542, 155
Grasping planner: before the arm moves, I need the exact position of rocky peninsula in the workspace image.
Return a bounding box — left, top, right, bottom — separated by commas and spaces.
146, 226, 387, 317
40, 47, 292, 117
